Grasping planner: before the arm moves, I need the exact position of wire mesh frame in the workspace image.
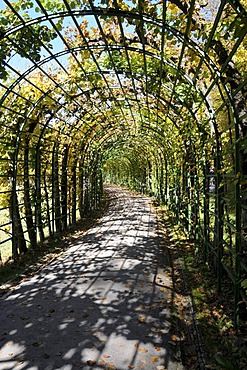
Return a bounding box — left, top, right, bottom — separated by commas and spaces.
0, 1, 246, 327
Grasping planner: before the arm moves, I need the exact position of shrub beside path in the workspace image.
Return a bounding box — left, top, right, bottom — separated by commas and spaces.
0, 185, 184, 370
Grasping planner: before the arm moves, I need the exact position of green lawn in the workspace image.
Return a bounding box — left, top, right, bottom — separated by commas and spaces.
0, 210, 12, 263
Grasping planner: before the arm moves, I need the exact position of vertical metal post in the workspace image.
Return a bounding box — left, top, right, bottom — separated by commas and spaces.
72, 159, 77, 223
9, 126, 17, 258
234, 120, 241, 329
61, 144, 68, 230
51, 143, 56, 235
11, 154, 18, 259
35, 146, 44, 243
216, 139, 223, 294
203, 162, 209, 262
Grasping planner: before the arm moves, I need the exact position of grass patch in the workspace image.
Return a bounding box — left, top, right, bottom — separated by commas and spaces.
0, 208, 12, 263
155, 205, 247, 370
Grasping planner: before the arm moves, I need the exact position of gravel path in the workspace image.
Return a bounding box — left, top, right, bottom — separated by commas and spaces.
0, 186, 184, 370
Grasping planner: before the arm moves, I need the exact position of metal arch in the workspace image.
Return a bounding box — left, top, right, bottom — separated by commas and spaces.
4, 69, 203, 162
2, 1, 245, 132
60, 106, 184, 160
96, 134, 170, 195
0, 5, 234, 152
1, 6, 237, 113
89, 131, 168, 169
68, 114, 172, 169
0, 68, 222, 163
77, 121, 175, 168
1, 63, 209, 139
0, 42, 213, 114
10, 100, 200, 181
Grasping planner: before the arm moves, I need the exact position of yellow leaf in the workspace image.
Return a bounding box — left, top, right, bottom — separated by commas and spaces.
138, 315, 147, 324
171, 334, 178, 341
139, 347, 148, 353
152, 356, 159, 362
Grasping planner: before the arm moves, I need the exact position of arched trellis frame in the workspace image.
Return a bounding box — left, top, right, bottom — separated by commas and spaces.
0, 0, 247, 328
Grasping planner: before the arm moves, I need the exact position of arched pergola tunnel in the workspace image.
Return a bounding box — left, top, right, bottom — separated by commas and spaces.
0, 0, 246, 326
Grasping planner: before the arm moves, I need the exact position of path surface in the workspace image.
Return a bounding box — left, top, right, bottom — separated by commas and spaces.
0, 186, 184, 370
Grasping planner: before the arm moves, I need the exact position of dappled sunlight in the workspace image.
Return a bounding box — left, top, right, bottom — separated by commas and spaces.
0, 0, 246, 367
0, 186, 182, 370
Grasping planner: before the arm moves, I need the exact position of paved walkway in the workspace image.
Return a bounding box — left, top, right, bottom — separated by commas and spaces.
0, 186, 184, 370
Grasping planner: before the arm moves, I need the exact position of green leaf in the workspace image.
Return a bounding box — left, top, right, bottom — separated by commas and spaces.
234, 24, 246, 39
241, 279, 247, 289
0, 18, 9, 26
214, 353, 239, 370
56, 22, 63, 32
70, 1, 77, 9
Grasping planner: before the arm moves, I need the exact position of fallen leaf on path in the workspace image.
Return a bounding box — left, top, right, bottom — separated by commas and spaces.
138, 315, 147, 324
87, 360, 96, 366
105, 364, 116, 370
139, 347, 148, 353
16, 360, 26, 365
155, 346, 161, 351
152, 357, 159, 362
98, 358, 107, 365
103, 355, 111, 358
128, 365, 135, 369
135, 305, 144, 312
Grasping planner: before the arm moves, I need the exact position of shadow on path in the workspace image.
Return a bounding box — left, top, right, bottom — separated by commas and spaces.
0, 186, 184, 370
